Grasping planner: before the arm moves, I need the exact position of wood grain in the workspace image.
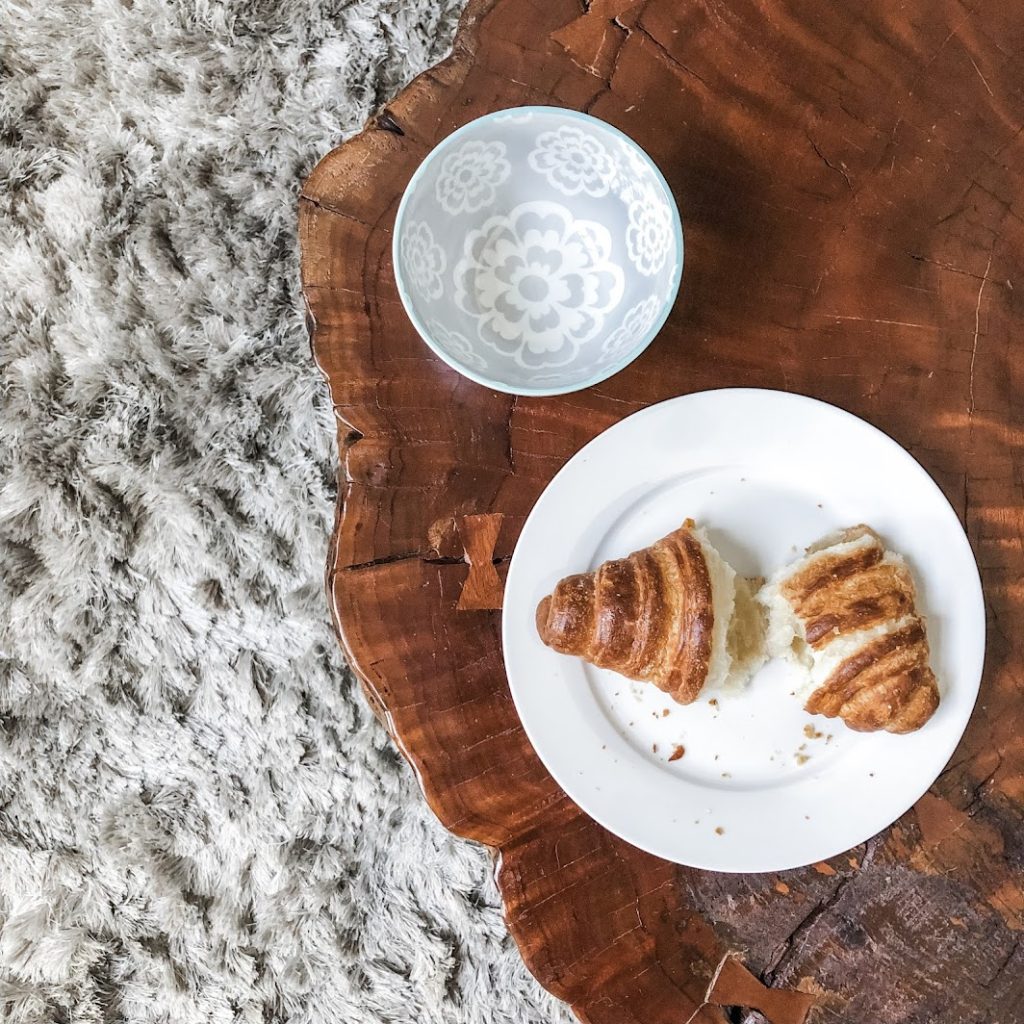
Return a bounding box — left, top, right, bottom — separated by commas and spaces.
299, 1, 1024, 1020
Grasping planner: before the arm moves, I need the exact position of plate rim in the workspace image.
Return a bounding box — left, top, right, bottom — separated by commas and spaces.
501, 387, 987, 872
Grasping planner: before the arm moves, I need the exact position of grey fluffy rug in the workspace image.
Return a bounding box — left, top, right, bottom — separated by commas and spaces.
0, 3, 571, 1022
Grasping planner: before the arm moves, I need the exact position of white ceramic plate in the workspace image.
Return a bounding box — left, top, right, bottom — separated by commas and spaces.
502, 389, 985, 872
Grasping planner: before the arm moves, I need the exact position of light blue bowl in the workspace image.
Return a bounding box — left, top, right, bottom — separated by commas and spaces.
393, 106, 684, 396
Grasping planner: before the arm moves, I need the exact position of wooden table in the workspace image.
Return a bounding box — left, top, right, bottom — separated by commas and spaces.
298, 2, 1024, 1021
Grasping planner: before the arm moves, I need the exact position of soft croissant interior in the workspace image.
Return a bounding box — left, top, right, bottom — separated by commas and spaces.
760, 527, 878, 678
692, 526, 767, 694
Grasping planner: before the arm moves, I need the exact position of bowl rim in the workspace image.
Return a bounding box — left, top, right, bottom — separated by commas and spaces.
391, 105, 685, 397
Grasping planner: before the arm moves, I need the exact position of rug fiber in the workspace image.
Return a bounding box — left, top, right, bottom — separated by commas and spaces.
0, 3, 571, 1021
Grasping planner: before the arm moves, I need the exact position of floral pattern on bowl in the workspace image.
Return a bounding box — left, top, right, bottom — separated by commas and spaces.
623, 180, 674, 277
393, 106, 683, 395
454, 202, 625, 368
598, 295, 663, 366
426, 319, 489, 372
400, 221, 446, 300
528, 125, 617, 198
435, 140, 511, 215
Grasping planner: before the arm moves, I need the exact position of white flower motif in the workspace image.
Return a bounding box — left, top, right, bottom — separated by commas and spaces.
401, 220, 446, 301
435, 140, 510, 215
616, 140, 652, 186
528, 126, 617, 197
494, 109, 535, 124
426, 319, 488, 372
624, 180, 674, 276
454, 201, 625, 369
598, 295, 662, 365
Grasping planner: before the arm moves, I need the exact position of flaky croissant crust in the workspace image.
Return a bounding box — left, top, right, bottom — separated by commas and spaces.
781, 527, 940, 734
536, 522, 713, 704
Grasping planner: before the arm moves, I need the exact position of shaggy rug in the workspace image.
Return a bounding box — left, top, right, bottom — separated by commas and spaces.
0, 3, 572, 1022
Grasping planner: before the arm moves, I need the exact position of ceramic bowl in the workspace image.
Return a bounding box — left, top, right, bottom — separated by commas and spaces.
392, 106, 683, 396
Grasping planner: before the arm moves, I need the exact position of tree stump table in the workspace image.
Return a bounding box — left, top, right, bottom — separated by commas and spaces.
298, 1, 1024, 1020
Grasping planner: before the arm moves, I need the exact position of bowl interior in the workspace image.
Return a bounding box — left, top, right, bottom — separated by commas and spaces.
394, 108, 682, 393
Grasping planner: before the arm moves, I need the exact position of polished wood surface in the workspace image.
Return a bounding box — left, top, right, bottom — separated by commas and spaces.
299, 1, 1024, 1020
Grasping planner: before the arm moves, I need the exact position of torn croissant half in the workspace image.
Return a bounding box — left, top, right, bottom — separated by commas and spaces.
535, 520, 766, 705
760, 525, 939, 734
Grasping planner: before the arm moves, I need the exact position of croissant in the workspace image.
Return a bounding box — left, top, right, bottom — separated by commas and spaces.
760, 525, 939, 733
536, 520, 765, 704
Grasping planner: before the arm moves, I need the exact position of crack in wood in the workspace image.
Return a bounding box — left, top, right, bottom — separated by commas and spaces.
504, 395, 518, 475
341, 550, 511, 572
610, 12, 634, 35
968, 249, 995, 421
342, 550, 450, 571
376, 110, 405, 135
981, 936, 1021, 989
297, 191, 375, 227
806, 133, 853, 190
762, 887, 849, 984
582, 83, 612, 113
763, 838, 881, 987
906, 251, 998, 284
555, 7, 630, 85
963, 751, 1004, 816
826, 314, 932, 330
991, 121, 1024, 159
634, 22, 711, 88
